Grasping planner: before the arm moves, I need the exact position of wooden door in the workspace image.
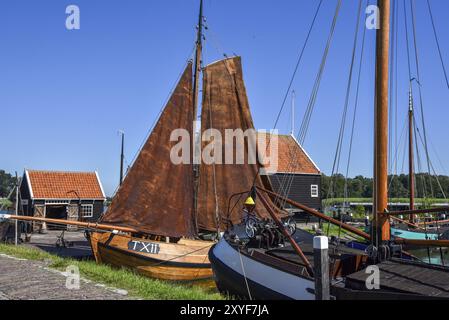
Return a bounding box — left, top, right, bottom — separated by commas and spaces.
66, 205, 79, 231
33, 205, 46, 233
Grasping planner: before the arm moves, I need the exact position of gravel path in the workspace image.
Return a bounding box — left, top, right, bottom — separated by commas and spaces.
0, 253, 130, 300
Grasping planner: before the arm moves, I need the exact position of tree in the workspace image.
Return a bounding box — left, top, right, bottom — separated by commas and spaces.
321, 173, 449, 200
0, 170, 17, 198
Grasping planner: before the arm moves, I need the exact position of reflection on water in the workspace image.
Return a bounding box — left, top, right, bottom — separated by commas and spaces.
410, 247, 449, 266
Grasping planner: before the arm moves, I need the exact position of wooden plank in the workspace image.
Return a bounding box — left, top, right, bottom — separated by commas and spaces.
345, 260, 449, 298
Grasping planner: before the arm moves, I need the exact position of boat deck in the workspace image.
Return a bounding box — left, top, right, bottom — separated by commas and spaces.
344, 259, 449, 298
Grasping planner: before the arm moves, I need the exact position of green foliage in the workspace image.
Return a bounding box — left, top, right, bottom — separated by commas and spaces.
353, 205, 366, 218
0, 170, 17, 198
0, 199, 13, 209
321, 173, 449, 200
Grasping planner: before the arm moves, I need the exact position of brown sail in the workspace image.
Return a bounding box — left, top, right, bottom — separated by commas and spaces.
101, 63, 196, 238
197, 57, 277, 231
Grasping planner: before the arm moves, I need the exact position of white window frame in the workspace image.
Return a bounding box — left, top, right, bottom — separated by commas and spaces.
45, 200, 70, 205
311, 185, 319, 198
81, 204, 94, 218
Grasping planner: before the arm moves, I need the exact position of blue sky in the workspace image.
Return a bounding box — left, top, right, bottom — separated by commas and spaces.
1, 0, 448, 196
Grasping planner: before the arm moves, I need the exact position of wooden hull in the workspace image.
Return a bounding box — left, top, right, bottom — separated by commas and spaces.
88, 232, 214, 282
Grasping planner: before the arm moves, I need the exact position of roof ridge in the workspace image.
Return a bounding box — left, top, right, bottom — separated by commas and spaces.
27, 169, 97, 174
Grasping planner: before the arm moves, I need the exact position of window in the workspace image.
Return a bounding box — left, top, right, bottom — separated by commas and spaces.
81, 204, 93, 218
311, 185, 319, 198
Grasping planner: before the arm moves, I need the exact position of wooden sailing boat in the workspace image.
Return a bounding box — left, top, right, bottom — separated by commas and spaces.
209, 0, 449, 299
87, 2, 279, 281
0, 1, 276, 282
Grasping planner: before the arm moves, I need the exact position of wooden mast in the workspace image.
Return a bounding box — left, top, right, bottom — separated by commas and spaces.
192, 0, 204, 231
408, 83, 415, 222
119, 131, 125, 186
373, 0, 391, 242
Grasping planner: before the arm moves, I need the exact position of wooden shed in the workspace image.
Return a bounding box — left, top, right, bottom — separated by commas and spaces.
19, 170, 106, 232
259, 133, 322, 212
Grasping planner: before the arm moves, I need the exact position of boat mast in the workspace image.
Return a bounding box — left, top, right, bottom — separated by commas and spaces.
119, 131, 125, 186
291, 90, 296, 136
192, 0, 204, 231
408, 83, 415, 222
373, 0, 391, 242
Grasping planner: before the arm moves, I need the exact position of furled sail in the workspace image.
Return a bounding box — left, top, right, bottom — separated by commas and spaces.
197, 57, 277, 231
101, 63, 196, 238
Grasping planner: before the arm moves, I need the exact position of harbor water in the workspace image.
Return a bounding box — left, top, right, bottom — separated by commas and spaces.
410, 247, 449, 266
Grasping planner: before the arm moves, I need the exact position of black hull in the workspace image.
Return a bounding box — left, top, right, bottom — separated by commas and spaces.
209, 243, 292, 300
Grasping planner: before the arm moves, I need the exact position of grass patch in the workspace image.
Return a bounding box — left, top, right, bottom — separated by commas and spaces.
0, 244, 224, 300
303, 224, 366, 242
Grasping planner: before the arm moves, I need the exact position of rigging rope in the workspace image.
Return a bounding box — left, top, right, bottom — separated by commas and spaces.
426, 0, 449, 90
326, 0, 363, 203
107, 45, 197, 199
238, 247, 253, 300
273, 0, 342, 208
298, 0, 342, 146
410, 0, 434, 198
268, 0, 324, 142
248, 0, 324, 207
344, 0, 368, 202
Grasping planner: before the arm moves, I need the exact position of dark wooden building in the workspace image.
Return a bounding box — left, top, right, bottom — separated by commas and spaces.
20, 170, 106, 232
259, 133, 321, 214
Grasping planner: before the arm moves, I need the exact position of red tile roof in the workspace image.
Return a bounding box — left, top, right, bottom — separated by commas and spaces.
257, 133, 320, 175
26, 170, 105, 200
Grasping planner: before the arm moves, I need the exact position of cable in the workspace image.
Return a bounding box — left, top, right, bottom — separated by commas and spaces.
327, 0, 363, 202
107, 45, 197, 199
272, 0, 342, 208
238, 247, 253, 300
344, 0, 367, 202
410, 0, 434, 197
426, 0, 449, 89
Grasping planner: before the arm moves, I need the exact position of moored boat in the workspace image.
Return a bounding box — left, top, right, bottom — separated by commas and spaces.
209, 0, 449, 300
88, 1, 282, 280
88, 232, 213, 281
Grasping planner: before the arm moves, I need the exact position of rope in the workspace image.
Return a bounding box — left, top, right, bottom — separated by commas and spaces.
298, 0, 342, 146
388, 115, 408, 191
106, 44, 197, 200
426, 0, 449, 89
268, 0, 324, 145
415, 125, 448, 200
410, 0, 434, 197
246, 0, 324, 206
326, 0, 363, 203
345, 0, 368, 202
272, 0, 342, 208
238, 247, 252, 300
